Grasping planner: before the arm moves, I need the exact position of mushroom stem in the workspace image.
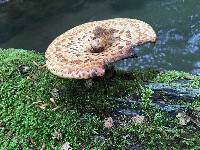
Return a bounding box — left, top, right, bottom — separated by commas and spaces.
104, 64, 116, 78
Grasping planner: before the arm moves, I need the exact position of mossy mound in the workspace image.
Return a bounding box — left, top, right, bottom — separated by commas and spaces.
0, 48, 200, 149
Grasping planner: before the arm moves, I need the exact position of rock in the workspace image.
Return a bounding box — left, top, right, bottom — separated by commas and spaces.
146, 80, 200, 99
116, 108, 141, 116
114, 79, 200, 116
0, 0, 9, 4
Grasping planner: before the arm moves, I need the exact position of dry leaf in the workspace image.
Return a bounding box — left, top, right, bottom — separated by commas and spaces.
132, 115, 145, 124
51, 88, 59, 98
33, 61, 46, 69
50, 97, 57, 106
41, 143, 45, 150
52, 130, 62, 140
28, 101, 42, 108
26, 75, 34, 80
184, 75, 196, 80
104, 117, 114, 129
176, 112, 191, 126
52, 106, 60, 111
38, 103, 48, 109
33, 61, 41, 67
61, 142, 72, 150
194, 107, 200, 112
84, 79, 93, 88
29, 137, 36, 145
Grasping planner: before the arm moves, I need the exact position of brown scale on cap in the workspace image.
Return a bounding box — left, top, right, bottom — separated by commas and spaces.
45, 18, 157, 79
89, 26, 115, 53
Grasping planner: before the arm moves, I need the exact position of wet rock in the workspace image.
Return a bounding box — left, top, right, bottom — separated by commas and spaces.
113, 79, 200, 116
0, 0, 9, 4
129, 144, 143, 150
116, 109, 141, 116
146, 80, 200, 99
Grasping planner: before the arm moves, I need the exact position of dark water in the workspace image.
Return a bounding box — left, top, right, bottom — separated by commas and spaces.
0, 0, 200, 74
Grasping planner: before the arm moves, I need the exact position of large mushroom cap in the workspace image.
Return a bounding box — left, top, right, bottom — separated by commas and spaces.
45, 18, 157, 79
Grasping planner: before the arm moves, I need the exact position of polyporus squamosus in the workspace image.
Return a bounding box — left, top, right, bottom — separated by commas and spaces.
45, 18, 157, 79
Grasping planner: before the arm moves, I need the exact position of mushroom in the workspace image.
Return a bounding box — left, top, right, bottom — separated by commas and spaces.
45, 18, 156, 79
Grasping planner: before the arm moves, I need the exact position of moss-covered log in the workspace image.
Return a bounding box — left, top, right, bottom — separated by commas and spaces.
0, 48, 200, 149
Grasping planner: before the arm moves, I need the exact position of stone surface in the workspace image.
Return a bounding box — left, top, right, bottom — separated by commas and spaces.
114, 79, 200, 116
0, 0, 9, 4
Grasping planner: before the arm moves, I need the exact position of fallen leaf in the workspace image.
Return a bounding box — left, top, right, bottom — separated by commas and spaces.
194, 107, 200, 112
84, 79, 93, 88
52, 106, 60, 111
38, 103, 48, 109
26, 75, 34, 80
184, 75, 196, 80
28, 137, 36, 145
33, 61, 46, 69
176, 112, 191, 126
61, 142, 72, 150
159, 101, 166, 104
28, 101, 43, 108
104, 117, 114, 129
51, 88, 59, 99
50, 97, 57, 106
6, 130, 12, 137
41, 143, 45, 150
132, 115, 145, 124
33, 61, 40, 67
19, 65, 30, 74
52, 130, 62, 140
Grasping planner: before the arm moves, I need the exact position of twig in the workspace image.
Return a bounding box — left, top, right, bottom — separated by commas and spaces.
28, 101, 43, 108
32, 61, 46, 69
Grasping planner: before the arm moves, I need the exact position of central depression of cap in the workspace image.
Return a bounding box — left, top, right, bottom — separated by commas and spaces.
45, 18, 157, 79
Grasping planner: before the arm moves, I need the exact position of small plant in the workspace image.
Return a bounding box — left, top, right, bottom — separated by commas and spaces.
140, 87, 153, 110
140, 87, 154, 120
154, 70, 190, 83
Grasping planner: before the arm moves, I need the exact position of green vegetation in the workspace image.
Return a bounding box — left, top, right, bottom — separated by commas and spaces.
0, 48, 200, 149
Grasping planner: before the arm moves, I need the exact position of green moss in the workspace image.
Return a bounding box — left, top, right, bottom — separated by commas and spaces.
191, 78, 200, 89
0, 49, 102, 149
154, 70, 200, 90
154, 70, 191, 83
0, 48, 200, 149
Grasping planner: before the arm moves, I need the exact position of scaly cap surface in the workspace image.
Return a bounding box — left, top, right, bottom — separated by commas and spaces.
45, 18, 156, 79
